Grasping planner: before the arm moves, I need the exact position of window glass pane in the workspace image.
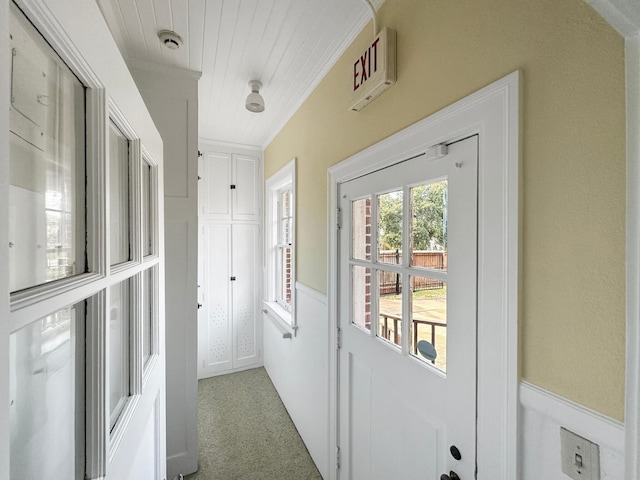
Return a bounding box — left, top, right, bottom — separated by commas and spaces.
142, 268, 154, 364
351, 265, 371, 330
142, 161, 153, 257
351, 197, 371, 261
109, 122, 130, 265
10, 301, 85, 479
377, 190, 403, 264
279, 188, 292, 245
411, 180, 448, 271
278, 246, 292, 308
378, 270, 402, 346
110, 279, 131, 429
410, 277, 447, 372
9, 5, 86, 292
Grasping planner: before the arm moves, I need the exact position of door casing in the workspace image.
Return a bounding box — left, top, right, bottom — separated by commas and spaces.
328, 71, 520, 480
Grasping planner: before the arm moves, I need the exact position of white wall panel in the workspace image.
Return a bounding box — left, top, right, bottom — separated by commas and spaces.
519, 382, 624, 480
263, 282, 329, 479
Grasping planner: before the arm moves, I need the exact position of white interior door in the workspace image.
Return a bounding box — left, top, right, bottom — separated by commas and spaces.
338, 136, 478, 480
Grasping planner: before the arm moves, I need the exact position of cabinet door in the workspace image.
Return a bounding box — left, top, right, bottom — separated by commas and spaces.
232, 154, 259, 221
231, 224, 260, 368
198, 224, 232, 377
200, 152, 232, 220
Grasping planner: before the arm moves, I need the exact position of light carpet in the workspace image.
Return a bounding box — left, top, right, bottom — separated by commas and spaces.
185, 367, 323, 480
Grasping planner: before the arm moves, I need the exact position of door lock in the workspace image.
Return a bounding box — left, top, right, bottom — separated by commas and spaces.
440, 471, 460, 480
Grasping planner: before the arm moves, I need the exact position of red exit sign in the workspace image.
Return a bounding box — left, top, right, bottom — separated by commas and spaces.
349, 28, 396, 112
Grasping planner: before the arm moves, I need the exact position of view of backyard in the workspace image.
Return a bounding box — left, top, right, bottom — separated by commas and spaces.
379, 285, 447, 372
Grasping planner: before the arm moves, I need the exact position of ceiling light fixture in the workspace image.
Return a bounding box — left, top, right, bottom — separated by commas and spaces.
245, 80, 265, 113
158, 30, 183, 50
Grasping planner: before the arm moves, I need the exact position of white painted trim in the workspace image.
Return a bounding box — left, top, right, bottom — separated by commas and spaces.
328, 71, 519, 479
586, 0, 640, 37
199, 138, 263, 153
264, 159, 297, 328
520, 382, 624, 454
296, 282, 328, 305
626, 32, 640, 480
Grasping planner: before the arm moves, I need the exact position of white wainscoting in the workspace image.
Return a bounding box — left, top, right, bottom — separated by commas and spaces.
263, 282, 330, 479
519, 382, 624, 479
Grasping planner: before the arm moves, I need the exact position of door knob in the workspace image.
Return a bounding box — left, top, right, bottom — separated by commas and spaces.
440, 471, 460, 480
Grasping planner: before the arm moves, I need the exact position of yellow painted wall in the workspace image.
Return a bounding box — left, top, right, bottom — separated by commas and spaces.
265, 0, 626, 420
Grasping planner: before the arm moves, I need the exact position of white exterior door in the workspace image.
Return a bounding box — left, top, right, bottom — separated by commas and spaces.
198, 150, 261, 378
338, 137, 478, 480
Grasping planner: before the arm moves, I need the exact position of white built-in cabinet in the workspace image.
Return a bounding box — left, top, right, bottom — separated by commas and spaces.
198, 151, 261, 378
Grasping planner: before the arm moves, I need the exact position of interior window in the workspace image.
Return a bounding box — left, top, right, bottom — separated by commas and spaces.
9, 4, 86, 292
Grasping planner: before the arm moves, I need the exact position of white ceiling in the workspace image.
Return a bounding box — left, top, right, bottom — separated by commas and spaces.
97, 0, 384, 148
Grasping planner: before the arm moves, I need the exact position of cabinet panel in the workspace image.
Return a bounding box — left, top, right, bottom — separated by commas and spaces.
232, 224, 259, 368
200, 153, 231, 220
199, 224, 232, 375
233, 154, 259, 221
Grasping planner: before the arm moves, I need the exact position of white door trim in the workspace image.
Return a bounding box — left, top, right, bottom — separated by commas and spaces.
327, 71, 520, 479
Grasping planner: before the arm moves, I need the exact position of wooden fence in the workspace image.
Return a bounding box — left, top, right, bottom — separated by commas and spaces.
378, 250, 446, 295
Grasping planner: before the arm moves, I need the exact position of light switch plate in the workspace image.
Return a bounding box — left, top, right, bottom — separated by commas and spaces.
560, 427, 600, 480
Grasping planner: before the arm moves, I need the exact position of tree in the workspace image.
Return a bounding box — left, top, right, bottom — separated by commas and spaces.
378, 181, 447, 251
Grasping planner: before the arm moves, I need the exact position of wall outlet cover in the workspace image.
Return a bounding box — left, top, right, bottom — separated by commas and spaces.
560, 427, 600, 480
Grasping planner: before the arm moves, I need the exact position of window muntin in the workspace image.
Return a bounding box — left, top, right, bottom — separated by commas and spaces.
9, 5, 86, 293
142, 267, 156, 366
10, 300, 87, 480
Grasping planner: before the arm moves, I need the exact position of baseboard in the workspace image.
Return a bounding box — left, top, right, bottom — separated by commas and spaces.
166, 451, 198, 480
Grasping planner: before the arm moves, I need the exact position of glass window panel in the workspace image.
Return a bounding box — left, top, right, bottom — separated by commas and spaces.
351, 197, 371, 261
411, 180, 448, 271
410, 277, 447, 372
109, 122, 131, 265
10, 301, 85, 479
277, 246, 293, 308
142, 161, 153, 257
351, 265, 371, 330
378, 270, 402, 346
109, 279, 131, 430
377, 190, 403, 264
9, 5, 86, 292
142, 268, 154, 364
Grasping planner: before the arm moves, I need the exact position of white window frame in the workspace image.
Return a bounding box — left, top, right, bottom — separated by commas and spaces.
264, 159, 297, 334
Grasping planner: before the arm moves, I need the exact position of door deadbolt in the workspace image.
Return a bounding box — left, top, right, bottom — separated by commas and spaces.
450, 445, 462, 461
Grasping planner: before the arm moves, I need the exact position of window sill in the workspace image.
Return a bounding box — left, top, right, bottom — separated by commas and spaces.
263, 301, 297, 338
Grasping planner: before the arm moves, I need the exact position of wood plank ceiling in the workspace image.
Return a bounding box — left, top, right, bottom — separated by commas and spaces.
97, 0, 384, 148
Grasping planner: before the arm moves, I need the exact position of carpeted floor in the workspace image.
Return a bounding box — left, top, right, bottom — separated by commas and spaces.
185, 367, 323, 480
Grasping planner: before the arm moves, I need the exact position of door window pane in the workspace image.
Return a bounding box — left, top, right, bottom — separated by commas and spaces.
378, 271, 402, 346
109, 122, 131, 265
351, 265, 371, 330
142, 268, 154, 365
352, 197, 371, 260
142, 160, 153, 257
9, 5, 86, 292
411, 180, 448, 271
10, 301, 85, 479
110, 280, 131, 429
410, 277, 447, 372
377, 190, 403, 264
